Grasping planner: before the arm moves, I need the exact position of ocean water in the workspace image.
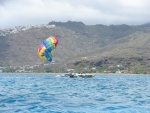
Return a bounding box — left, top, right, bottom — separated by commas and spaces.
0, 73, 150, 113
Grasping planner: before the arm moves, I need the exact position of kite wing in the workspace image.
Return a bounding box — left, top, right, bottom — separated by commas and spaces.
38, 36, 58, 62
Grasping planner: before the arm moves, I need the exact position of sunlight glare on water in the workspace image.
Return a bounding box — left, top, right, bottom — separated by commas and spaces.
0, 73, 150, 113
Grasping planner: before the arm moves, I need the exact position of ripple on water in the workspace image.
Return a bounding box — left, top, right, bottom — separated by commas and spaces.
0, 74, 150, 113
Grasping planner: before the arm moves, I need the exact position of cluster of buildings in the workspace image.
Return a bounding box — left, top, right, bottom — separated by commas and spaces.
0, 24, 55, 36
0, 64, 42, 73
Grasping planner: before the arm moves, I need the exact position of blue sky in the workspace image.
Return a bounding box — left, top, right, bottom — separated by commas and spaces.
0, 0, 150, 28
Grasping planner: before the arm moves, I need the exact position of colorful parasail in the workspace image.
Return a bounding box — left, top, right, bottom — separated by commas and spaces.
38, 36, 58, 62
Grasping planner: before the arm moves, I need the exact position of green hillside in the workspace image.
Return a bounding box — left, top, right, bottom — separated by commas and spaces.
0, 21, 150, 73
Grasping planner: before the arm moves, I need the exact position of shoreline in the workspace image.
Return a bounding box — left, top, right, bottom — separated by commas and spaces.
0, 72, 149, 76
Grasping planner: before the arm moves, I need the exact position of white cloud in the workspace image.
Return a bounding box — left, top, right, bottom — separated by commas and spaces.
0, 0, 150, 28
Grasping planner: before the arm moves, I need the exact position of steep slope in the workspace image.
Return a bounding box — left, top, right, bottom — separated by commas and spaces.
65, 30, 150, 64
98, 30, 150, 58
0, 21, 150, 67
0, 25, 101, 66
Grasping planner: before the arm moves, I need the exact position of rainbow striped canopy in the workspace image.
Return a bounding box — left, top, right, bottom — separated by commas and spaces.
38, 36, 58, 62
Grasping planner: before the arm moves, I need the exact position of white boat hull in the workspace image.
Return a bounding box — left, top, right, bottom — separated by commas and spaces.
64, 73, 95, 78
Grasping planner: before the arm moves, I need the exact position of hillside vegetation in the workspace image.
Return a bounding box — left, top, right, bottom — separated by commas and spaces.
0, 21, 150, 73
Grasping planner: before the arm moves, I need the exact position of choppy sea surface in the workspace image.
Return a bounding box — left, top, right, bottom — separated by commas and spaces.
0, 73, 150, 113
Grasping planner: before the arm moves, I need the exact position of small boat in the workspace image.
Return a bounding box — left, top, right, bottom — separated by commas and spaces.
64, 73, 95, 78
63, 64, 95, 78
77, 73, 94, 78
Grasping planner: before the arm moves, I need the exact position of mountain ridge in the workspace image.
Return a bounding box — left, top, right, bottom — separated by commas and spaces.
0, 21, 150, 69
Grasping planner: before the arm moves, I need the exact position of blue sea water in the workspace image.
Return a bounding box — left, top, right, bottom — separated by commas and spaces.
0, 73, 150, 113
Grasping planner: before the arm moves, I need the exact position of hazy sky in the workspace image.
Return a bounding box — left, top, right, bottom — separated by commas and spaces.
0, 0, 150, 28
